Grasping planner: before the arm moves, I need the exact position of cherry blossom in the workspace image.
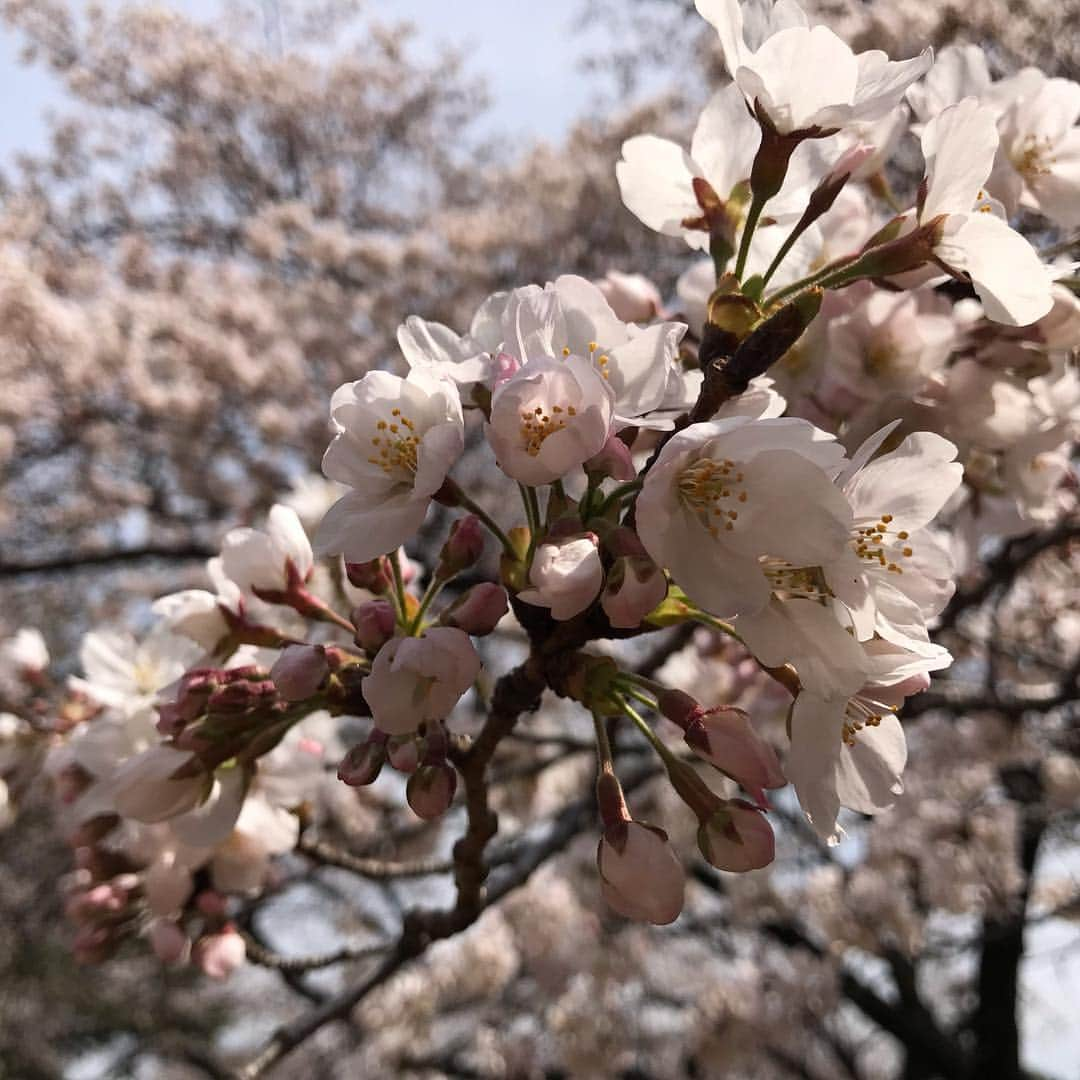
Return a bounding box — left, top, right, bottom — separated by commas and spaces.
316, 368, 465, 563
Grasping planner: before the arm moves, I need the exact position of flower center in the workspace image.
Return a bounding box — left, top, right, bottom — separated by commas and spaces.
842, 693, 897, 745
1012, 134, 1054, 180
760, 559, 830, 601
368, 407, 420, 477
864, 339, 903, 379
851, 513, 913, 575
519, 402, 577, 456
562, 342, 612, 380
677, 457, 749, 537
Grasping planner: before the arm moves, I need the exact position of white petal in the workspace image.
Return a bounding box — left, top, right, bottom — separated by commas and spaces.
616, 136, 706, 249
835, 713, 907, 814
785, 693, 844, 844
314, 491, 428, 562
920, 98, 999, 219
938, 213, 1054, 326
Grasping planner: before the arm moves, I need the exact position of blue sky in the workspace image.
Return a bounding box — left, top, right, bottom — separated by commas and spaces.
0, 0, 611, 166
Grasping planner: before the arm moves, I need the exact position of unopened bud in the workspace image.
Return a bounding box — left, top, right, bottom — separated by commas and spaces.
345, 556, 393, 594
149, 918, 191, 965
436, 515, 485, 581
387, 733, 421, 774
338, 730, 388, 787
270, 645, 328, 702
697, 799, 775, 872
193, 927, 246, 979
352, 599, 397, 652
586, 435, 636, 482
406, 762, 457, 820
601, 556, 668, 629
682, 706, 785, 807
441, 583, 508, 636
596, 270, 664, 323
598, 820, 685, 925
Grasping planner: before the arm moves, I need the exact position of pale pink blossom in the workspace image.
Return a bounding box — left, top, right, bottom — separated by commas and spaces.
519, 535, 603, 621
362, 628, 481, 735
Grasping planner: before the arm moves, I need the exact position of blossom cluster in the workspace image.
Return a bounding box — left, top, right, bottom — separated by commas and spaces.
32, 0, 1080, 967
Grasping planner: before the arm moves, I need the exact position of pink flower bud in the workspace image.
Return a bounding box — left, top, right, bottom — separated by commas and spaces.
352, 599, 397, 652
338, 731, 388, 787
193, 927, 247, 979
679, 706, 785, 807
195, 890, 229, 919
601, 556, 668, 629
406, 762, 458, 820
436, 515, 486, 580
596, 271, 664, 323
586, 435, 636, 482
597, 821, 684, 925
270, 645, 329, 702
149, 918, 191, 965
345, 556, 394, 594
493, 350, 521, 387
698, 800, 775, 872
387, 734, 420, 774
441, 583, 508, 636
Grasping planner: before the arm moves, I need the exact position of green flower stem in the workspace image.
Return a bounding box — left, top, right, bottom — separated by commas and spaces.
408, 577, 445, 636
594, 479, 644, 519
618, 695, 681, 772
389, 550, 409, 627
733, 193, 766, 281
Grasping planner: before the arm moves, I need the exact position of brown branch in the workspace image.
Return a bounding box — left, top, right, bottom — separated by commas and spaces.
297, 836, 458, 879
242, 935, 389, 973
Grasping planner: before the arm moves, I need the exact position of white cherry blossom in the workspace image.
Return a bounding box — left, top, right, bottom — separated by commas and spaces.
785, 640, 951, 843
222, 504, 314, 594
916, 98, 1054, 326
637, 417, 851, 617
315, 368, 465, 563
695, 0, 931, 135
152, 557, 243, 652
487, 354, 614, 485
404, 277, 686, 426
824, 426, 963, 654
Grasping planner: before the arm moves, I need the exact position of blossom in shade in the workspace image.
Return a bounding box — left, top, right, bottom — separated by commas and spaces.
601, 556, 668, 629
362, 628, 481, 736
518, 534, 604, 621
222, 504, 314, 595
697, 799, 775, 872
152, 558, 243, 652
784, 639, 950, 844
315, 368, 465, 563
594, 271, 665, 323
